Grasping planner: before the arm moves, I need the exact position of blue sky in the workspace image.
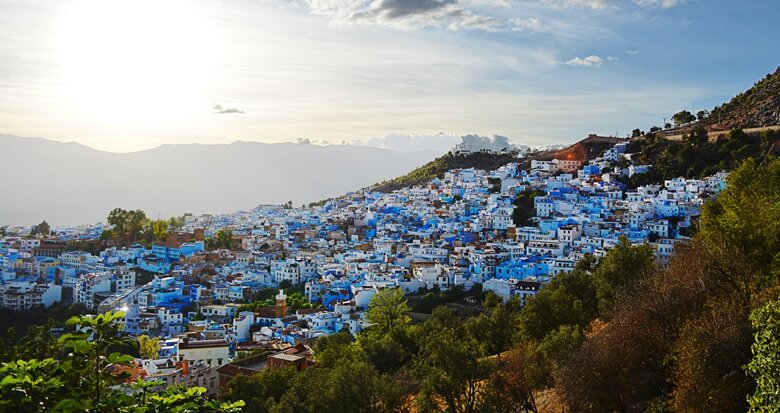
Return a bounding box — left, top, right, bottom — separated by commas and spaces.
0, 0, 777, 152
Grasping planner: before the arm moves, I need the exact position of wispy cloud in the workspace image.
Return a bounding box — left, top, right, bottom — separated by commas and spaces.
212, 103, 244, 114
508, 17, 542, 31
305, 0, 505, 31
561, 0, 609, 9
538, 0, 609, 10
565, 55, 604, 67
634, 0, 685, 8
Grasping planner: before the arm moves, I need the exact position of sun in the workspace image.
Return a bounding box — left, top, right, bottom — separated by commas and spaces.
57, 0, 215, 125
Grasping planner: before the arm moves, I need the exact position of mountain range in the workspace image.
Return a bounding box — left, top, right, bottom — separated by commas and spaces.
0, 136, 437, 226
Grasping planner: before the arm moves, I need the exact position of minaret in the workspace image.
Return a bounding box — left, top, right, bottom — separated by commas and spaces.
275, 289, 287, 318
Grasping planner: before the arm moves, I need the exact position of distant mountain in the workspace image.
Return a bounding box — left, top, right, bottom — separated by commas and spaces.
703, 67, 780, 130
0, 135, 438, 226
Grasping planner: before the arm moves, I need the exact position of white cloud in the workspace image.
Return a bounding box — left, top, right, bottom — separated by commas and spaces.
565, 55, 604, 67
634, 0, 684, 9
508, 17, 542, 31
359, 132, 460, 152
626, 49, 640, 55
544, 0, 609, 10
304, 0, 502, 31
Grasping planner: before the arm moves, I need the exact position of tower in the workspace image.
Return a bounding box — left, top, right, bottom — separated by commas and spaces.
275, 289, 287, 318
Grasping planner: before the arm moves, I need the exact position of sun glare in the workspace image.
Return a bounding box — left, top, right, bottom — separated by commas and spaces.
57, 0, 215, 125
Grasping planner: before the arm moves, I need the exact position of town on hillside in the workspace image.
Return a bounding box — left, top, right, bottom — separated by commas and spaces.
0, 137, 728, 395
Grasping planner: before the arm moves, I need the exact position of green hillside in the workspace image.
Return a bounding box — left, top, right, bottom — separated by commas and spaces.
703, 67, 780, 130
372, 150, 522, 192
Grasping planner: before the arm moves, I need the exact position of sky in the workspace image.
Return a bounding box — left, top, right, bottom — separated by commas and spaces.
0, 0, 778, 153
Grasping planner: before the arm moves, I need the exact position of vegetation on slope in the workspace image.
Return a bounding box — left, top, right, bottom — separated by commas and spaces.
217, 157, 780, 413
372, 150, 521, 192
622, 126, 780, 188
704, 67, 780, 130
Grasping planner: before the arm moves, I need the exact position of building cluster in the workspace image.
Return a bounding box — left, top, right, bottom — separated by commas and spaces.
0, 140, 727, 392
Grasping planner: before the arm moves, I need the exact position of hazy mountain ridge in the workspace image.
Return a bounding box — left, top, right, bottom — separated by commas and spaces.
0, 135, 438, 226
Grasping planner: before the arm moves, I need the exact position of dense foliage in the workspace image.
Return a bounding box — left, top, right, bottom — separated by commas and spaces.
622, 127, 778, 188
103, 208, 188, 245
0, 311, 244, 412
512, 189, 546, 227
220, 157, 780, 413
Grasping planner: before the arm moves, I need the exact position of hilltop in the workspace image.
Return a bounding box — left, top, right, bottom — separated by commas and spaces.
530, 135, 627, 162
373, 135, 627, 193
371, 150, 521, 192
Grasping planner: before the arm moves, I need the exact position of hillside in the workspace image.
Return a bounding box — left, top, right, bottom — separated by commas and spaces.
372, 135, 627, 193
0, 136, 437, 226
702, 67, 780, 131
372, 150, 522, 192
531, 135, 627, 163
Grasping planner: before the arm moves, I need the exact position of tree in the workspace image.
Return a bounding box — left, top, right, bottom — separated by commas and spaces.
518, 266, 598, 341
697, 109, 710, 121
685, 126, 709, 146
30, 220, 50, 236
213, 229, 234, 249
125, 209, 148, 241
107, 208, 129, 235
672, 110, 696, 126
700, 158, 780, 282
631, 128, 643, 138
107, 208, 148, 242
746, 298, 780, 412
137, 334, 161, 359
365, 288, 411, 336
151, 220, 169, 242
412, 307, 495, 413
220, 366, 296, 413
512, 190, 545, 227
0, 311, 245, 412
466, 303, 516, 359
487, 177, 502, 193
593, 236, 655, 315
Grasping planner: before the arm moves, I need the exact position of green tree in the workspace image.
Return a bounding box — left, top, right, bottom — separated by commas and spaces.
593, 236, 655, 315
0, 311, 245, 412
137, 334, 161, 359
518, 266, 598, 341
700, 158, 780, 283
30, 220, 50, 236
108, 208, 129, 235
672, 110, 696, 126
365, 288, 411, 336
412, 307, 495, 413
213, 229, 234, 249
746, 298, 780, 412
220, 366, 296, 413
466, 303, 516, 359
512, 190, 545, 227
151, 220, 169, 242
125, 209, 148, 242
